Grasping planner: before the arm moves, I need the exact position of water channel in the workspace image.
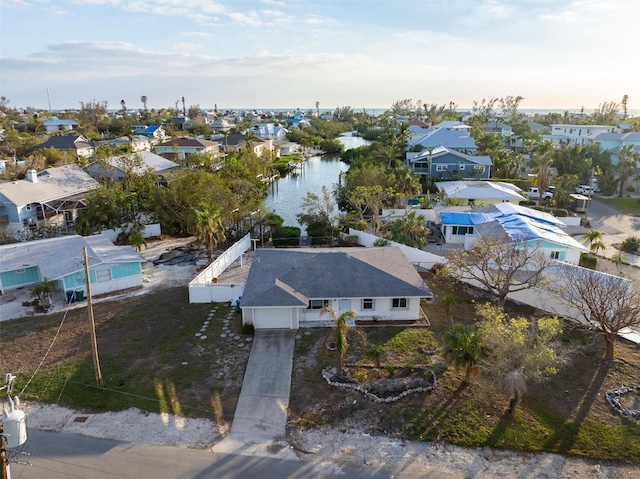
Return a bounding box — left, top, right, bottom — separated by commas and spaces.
264, 133, 371, 229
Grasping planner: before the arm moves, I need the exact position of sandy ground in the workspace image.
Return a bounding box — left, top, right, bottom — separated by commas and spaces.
3, 236, 639, 477
18, 401, 640, 478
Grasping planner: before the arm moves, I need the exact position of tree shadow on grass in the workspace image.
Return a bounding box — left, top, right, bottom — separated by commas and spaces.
542, 360, 613, 454
406, 381, 468, 439
485, 410, 516, 448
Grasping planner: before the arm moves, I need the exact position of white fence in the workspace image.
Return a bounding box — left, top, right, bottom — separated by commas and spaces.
100, 223, 162, 242
347, 228, 636, 337
188, 233, 252, 304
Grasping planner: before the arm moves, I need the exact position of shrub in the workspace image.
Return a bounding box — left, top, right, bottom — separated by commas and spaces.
272, 226, 301, 246
373, 238, 390, 247
241, 322, 255, 335
621, 236, 640, 254
579, 253, 597, 269
406, 361, 415, 373
431, 263, 447, 274
553, 208, 569, 217
386, 365, 395, 376
354, 371, 368, 382
339, 235, 358, 247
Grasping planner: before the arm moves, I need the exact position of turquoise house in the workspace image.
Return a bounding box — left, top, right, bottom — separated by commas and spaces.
0, 234, 144, 297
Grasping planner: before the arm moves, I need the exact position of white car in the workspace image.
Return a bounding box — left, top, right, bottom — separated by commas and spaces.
575, 185, 594, 196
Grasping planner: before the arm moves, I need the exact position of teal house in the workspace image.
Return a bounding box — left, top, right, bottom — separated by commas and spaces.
0, 234, 144, 297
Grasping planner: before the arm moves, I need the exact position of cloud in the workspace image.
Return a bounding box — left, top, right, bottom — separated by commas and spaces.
477, 0, 512, 18
182, 31, 211, 38
260, 0, 284, 5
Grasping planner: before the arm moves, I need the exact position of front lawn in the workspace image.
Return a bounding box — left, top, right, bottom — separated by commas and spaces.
288, 277, 640, 463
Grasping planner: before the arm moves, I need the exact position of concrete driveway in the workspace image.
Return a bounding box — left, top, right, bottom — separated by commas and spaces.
212, 329, 297, 459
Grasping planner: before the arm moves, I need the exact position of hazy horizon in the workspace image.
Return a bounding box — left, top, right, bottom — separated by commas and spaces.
2, 1, 637, 112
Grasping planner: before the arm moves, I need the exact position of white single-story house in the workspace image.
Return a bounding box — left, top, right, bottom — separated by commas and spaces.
435, 181, 525, 206
240, 247, 433, 330
87, 151, 179, 181
0, 234, 145, 297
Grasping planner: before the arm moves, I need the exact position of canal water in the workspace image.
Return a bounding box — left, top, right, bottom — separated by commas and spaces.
264, 133, 370, 229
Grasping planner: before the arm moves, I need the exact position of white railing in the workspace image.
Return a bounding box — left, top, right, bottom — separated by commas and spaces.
188, 233, 252, 303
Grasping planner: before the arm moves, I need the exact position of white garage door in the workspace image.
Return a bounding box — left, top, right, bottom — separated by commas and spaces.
253, 308, 293, 329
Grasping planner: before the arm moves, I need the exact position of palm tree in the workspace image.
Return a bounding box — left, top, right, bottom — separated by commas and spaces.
610, 252, 625, 273
128, 230, 147, 252
366, 344, 385, 368
192, 205, 226, 264
582, 229, 606, 255
389, 211, 429, 249
31, 277, 59, 308
321, 306, 361, 375
531, 141, 556, 206
616, 144, 638, 197
442, 323, 485, 385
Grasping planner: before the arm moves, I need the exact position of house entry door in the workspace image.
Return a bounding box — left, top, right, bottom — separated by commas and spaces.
339, 299, 351, 313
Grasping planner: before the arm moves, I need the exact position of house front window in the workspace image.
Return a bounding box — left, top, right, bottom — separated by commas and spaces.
308, 299, 329, 310
550, 251, 560, 260
436, 165, 447, 171
362, 298, 374, 310
95, 269, 112, 283
452, 226, 473, 235
392, 298, 408, 309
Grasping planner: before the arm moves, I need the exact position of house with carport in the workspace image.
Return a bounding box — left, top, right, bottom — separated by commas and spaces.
0, 234, 144, 297
240, 247, 433, 330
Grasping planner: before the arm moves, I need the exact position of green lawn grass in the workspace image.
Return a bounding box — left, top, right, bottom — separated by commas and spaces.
597, 196, 640, 216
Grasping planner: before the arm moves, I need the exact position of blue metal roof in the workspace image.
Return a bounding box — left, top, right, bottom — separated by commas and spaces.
440, 212, 496, 226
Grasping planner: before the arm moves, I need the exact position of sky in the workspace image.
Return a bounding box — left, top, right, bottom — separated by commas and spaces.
0, 0, 639, 112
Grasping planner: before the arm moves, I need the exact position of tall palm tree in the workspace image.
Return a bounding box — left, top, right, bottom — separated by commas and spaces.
531, 141, 556, 206
192, 205, 226, 264
389, 211, 429, 249
616, 144, 638, 197
442, 323, 485, 385
582, 229, 606, 255
321, 306, 360, 375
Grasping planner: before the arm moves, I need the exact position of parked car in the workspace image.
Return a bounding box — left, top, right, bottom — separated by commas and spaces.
575, 185, 595, 196
525, 187, 554, 200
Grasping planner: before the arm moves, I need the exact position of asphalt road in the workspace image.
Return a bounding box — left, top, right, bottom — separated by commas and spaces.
587, 197, 640, 236
8, 430, 433, 479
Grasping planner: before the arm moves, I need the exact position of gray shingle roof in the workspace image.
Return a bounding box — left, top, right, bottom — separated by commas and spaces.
241, 247, 432, 308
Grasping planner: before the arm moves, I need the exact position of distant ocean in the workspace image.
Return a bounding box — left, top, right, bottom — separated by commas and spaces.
214, 107, 640, 117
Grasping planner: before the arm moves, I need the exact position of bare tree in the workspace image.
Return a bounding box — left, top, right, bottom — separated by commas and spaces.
446, 234, 551, 308
551, 263, 640, 360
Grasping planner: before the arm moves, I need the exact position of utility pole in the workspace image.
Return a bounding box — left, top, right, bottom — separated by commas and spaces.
584, 166, 594, 226
1, 421, 7, 479
83, 247, 103, 388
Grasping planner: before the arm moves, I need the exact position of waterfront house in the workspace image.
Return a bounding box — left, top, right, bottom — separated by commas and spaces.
406, 146, 492, 179
435, 181, 525, 206
240, 247, 433, 329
